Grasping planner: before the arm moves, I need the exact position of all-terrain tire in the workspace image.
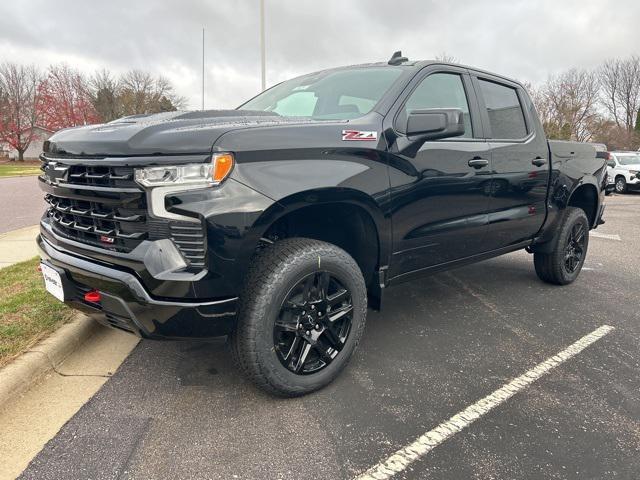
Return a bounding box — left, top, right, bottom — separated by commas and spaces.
229, 238, 367, 397
534, 207, 589, 285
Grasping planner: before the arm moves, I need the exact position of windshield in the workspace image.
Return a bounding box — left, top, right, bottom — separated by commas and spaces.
615, 154, 640, 165
239, 67, 404, 120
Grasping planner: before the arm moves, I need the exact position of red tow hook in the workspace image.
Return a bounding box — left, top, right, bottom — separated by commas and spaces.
84, 290, 101, 303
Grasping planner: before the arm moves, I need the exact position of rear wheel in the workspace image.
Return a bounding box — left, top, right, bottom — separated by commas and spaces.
230, 238, 367, 396
534, 207, 589, 285
615, 176, 627, 194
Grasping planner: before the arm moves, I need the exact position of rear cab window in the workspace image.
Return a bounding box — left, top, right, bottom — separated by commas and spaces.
477, 79, 528, 139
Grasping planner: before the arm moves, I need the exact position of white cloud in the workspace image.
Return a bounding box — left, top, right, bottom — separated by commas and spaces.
0, 0, 638, 110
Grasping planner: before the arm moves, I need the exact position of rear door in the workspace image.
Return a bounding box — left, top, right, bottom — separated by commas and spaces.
385, 66, 493, 279
471, 74, 549, 250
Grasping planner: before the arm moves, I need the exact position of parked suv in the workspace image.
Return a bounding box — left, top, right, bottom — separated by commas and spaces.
606, 151, 640, 193
38, 54, 606, 396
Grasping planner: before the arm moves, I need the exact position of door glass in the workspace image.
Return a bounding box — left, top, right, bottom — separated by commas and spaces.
478, 79, 527, 139
404, 73, 472, 138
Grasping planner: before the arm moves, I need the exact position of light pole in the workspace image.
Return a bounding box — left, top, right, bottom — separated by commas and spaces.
260, 0, 266, 91
202, 28, 205, 110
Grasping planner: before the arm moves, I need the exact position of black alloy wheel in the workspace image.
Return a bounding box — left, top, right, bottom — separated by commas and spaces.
533, 207, 589, 285
274, 271, 353, 375
230, 238, 367, 396
564, 222, 586, 273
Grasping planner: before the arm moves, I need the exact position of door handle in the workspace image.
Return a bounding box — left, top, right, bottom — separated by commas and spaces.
532, 157, 547, 167
468, 157, 489, 169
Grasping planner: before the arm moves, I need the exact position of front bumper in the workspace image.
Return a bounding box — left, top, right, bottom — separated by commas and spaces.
38, 234, 238, 339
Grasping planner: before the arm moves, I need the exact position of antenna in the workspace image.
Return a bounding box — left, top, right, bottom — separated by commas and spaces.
202, 28, 205, 110
388, 51, 408, 66
260, 0, 266, 91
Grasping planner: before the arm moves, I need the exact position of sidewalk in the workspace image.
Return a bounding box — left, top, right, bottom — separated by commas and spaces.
0, 225, 40, 269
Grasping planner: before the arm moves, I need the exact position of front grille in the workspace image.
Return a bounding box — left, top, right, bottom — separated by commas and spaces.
41, 157, 207, 269
41, 160, 148, 252
45, 193, 148, 251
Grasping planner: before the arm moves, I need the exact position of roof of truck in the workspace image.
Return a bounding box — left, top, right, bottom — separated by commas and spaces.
307, 58, 525, 89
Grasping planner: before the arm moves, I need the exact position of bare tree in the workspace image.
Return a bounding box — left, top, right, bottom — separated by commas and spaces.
598, 58, 622, 127
119, 70, 186, 116
540, 69, 600, 142
617, 56, 640, 132
435, 52, 459, 63
598, 56, 640, 133
90, 69, 121, 122
0, 63, 42, 161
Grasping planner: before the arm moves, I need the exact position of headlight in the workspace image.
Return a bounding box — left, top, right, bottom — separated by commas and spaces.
134, 153, 234, 187
629, 170, 639, 176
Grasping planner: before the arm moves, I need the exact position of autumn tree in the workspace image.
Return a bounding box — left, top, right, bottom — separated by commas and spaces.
37, 64, 99, 131
0, 63, 42, 161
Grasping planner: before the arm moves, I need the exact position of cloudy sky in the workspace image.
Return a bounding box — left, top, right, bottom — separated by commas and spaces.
0, 0, 637, 109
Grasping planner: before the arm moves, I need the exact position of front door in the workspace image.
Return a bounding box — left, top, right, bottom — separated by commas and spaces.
386, 68, 493, 279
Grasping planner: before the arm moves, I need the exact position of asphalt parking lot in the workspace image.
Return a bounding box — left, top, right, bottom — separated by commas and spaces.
20, 193, 640, 480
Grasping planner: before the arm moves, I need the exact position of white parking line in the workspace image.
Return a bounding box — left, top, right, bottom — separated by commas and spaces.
354, 325, 615, 480
590, 231, 621, 241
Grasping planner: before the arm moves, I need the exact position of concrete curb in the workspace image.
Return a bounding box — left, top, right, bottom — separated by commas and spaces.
0, 314, 103, 411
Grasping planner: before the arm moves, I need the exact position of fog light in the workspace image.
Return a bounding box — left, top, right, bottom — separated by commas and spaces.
84, 290, 101, 303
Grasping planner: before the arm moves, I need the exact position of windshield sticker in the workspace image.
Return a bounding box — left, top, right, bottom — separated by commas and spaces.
342, 130, 377, 141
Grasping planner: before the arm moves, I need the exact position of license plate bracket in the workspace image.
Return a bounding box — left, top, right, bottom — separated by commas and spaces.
40, 262, 65, 302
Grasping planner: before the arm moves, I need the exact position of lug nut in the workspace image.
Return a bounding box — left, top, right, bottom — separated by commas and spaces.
311, 305, 315, 310
306, 330, 310, 335
315, 324, 320, 329
302, 311, 306, 315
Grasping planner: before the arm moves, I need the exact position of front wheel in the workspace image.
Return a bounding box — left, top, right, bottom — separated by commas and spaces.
533, 207, 589, 285
615, 176, 627, 194
230, 238, 367, 397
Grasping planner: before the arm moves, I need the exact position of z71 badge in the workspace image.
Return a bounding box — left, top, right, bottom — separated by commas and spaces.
342, 130, 377, 141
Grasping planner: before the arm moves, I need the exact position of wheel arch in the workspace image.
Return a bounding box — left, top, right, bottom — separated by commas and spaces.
250, 188, 389, 289
567, 182, 599, 227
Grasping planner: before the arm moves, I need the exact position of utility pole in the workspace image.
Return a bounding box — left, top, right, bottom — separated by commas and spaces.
260, 0, 266, 91
202, 28, 205, 110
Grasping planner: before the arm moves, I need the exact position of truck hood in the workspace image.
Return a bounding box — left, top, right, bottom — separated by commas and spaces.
44, 110, 320, 157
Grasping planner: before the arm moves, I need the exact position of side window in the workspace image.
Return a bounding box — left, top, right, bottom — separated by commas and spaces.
404, 73, 472, 138
478, 79, 527, 139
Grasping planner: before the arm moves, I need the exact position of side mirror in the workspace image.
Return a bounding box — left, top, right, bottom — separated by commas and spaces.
406, 108, 465, 141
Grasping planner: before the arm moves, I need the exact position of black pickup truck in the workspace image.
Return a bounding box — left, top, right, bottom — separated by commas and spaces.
37, 53, 606, 396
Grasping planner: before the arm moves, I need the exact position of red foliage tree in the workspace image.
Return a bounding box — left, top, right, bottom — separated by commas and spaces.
37, 64, 99, 131
0, 63, 42, 161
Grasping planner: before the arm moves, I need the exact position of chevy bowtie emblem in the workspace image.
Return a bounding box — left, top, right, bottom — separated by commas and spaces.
342, 130, 377, 141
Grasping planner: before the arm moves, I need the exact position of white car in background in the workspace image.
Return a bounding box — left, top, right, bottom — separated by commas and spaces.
606, 151, 640, 194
